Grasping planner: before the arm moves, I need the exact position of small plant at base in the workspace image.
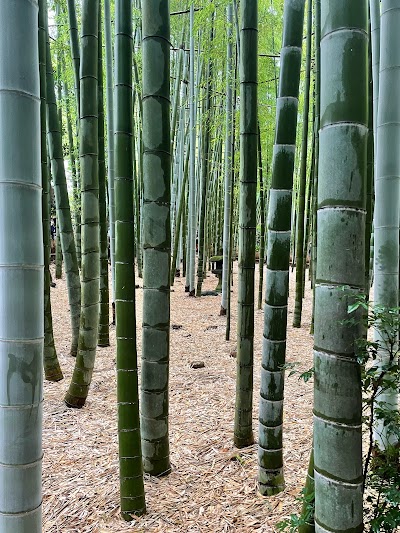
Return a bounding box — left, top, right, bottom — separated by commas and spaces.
277, 297, 400, 532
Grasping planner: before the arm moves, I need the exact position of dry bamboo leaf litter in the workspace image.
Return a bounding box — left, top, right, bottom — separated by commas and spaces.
44, 263, 314, 532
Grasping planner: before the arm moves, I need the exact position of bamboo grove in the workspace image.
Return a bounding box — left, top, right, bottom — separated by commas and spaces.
1, 0, 399, 531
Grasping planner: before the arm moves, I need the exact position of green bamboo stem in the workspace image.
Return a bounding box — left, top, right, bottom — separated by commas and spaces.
226, 52, 238, 341
365, 33, 374, 296
41, 0, 63, 382
369, 0, 380, 151
293, 0, 312, 328
46, 38, 81, 356
0, 0, 43, 529
234, 0, 258, 449
66, 0, 80, 115
141, 0, 172, 477
63, 72, 81, 269
104, 0, 115, 304
55, 219, 63, 279
98, 7, 110, 348
221, 3, 234, 315
313, 3, 367, 530
258, 0, 305, 495
114, 0, 145, 518
65, 0, 100, 408
132, 31, 144, 279
171, 148, 190, 286
257, 121, 266, 311
310, 0, 320, 335
196, 20, 214, 297
302, 137, 314, 297
373, 0, 400, 449
187, 5, 197, 296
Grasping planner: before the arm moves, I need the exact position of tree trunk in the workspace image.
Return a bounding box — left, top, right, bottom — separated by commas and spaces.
234, 0, 258, 449
65, 0, 100, 408
104, 0, 115, 308
0, 1, 43, 529
66, 0, 80, 115
313, 3, 367, 530
41, 0, 63, 382
293, 0, 312, 328
258, 0, 305, 495
221, 3, 234, 315
373, 0, 400, 450
46, 35, 81, 356
114, 0, 146, 518
141, 0, 172, 478
97, 8, 110, 348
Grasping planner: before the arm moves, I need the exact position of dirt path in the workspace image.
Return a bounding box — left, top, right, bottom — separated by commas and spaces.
43, 263, 314, 532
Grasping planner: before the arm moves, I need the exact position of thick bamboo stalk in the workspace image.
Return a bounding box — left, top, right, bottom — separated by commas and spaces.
41, 0, 63, 382
46, 36, 81, 356
234, 0, 258, 448
141, 0, 172, 477
373, 0, 400, 449
114, 0, 146, 517
104, 0, 115, 304
98, 7, 110, 348
65, 0, 100, 408
258, 0, 305, 495
313, 3, 367, 530
0, 1, 43, 529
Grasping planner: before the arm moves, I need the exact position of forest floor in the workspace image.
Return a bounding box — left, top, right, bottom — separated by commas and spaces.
43, 262, 314, 533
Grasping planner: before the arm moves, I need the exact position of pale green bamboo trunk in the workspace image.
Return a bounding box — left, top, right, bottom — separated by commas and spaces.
369, 0, 380, 149
66, 0, 80, 115
196, 19, 214, 297
310, 0, 321, 335
258, 0, 305, 495
141, 0, 172, 477
293, 0, 312, 328
98, 7, 110, 348
104, 0, 115, 304
0, 1, 43, 529
63, 75, 81, 267
257, 122, 266, 311
46, 36, 81, 357
41, 0, 63, 382
221, 3, 234, 315
65, 0, 100, 408
55, 220, 63, 279
234, 0, 258, 448
114, 0, 146, 517
314, 3, 367, 531
187, 5, 196, 295
373, 0, 400, 449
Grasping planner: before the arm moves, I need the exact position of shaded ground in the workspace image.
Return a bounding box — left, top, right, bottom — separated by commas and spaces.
43, 263, 314, 532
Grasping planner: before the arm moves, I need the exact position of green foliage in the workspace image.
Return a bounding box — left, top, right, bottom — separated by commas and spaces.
276, 489, 314, 532
347, 297, 400, 532
284, 362, 314, 383
280, 298, 400, 532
